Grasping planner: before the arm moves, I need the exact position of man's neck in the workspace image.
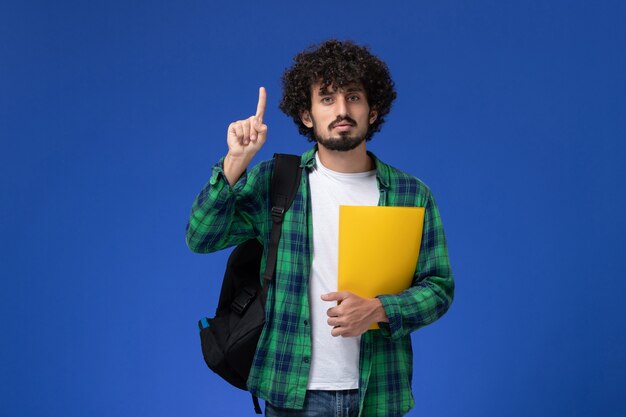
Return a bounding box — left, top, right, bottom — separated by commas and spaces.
316, 142, 374, 173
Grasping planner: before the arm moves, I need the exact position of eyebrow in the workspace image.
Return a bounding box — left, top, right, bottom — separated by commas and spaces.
317, 85, 364, 95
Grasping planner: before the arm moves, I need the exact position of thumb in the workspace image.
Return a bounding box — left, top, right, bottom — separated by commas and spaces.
321, 291, 350, 301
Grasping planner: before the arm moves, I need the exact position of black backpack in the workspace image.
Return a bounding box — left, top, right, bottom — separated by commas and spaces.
197, 154, 302, 414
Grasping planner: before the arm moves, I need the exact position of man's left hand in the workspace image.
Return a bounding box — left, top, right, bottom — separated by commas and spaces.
321, 291, 389, 337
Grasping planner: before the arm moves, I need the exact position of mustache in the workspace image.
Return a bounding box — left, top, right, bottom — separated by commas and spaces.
329, 116, 357, 129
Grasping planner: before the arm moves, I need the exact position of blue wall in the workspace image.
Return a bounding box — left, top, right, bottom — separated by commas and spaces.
1, 1, 625, 416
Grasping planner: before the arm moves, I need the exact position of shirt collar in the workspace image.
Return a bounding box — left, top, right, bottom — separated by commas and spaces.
300, 145, 390, 190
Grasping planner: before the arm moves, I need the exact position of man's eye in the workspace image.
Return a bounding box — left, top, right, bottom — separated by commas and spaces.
348, 95, 360, 102
321, 97, 333, 104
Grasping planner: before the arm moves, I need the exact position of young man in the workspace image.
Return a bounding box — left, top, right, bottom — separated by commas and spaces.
186, 40, 454, 417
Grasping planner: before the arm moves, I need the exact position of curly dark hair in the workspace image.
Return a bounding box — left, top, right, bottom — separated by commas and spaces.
279, 39, 397, 142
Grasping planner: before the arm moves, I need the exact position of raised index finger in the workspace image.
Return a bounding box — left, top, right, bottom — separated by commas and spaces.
255, 86, 267, 123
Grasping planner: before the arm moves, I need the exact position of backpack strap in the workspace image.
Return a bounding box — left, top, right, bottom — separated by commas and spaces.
252, 154, 301, 414
261, 154, 302, 302
252, 394, 262, 414
270, 154, 302, 220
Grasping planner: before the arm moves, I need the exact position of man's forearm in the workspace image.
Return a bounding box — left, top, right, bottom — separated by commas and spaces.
223, 153, 253, 187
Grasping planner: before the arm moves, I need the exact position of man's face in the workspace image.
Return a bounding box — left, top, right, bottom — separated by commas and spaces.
301, 81, 378, 151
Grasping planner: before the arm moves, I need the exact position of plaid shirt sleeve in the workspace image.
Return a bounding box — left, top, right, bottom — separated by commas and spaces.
185, 157, 271, 254
377, 189, 454, 339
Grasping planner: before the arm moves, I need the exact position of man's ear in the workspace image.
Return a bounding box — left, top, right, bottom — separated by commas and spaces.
300, 110, 313, 128
369, 109, 378, 125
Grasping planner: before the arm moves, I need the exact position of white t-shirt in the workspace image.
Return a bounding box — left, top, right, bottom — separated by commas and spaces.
307, 152, 379, 390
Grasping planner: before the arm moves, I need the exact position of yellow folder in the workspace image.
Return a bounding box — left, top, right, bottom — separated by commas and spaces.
337, 206, 425, 329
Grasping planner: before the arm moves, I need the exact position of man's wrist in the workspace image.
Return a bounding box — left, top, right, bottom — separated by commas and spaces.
223, 153, 252, 186
371, 297, 389, 324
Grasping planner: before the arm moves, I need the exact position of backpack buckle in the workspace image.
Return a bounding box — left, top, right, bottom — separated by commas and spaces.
231, 286, 257, 316
271, 206, 285, 223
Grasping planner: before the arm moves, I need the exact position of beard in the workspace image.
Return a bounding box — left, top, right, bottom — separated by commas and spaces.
311, 115, 367, 152
315, 132, 365, 151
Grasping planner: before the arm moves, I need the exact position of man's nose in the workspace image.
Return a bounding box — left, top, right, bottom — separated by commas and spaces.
335, 96, 348, 117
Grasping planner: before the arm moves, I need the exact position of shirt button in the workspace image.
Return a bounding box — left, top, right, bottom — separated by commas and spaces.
304, 320, 308, 325
303, 357, 310, 364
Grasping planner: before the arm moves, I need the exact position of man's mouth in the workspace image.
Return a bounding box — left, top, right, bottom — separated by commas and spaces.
332, 121, 356, 130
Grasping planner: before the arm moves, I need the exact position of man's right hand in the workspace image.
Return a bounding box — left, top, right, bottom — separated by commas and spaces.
224, 87, 268, 186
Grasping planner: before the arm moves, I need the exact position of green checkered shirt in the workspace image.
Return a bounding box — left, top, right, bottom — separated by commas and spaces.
186, 146, 454, 417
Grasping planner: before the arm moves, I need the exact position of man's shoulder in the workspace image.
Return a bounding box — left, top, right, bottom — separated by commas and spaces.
247, 157, 275, 180
250, 148, 311, 176
374, 155, 433, 197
